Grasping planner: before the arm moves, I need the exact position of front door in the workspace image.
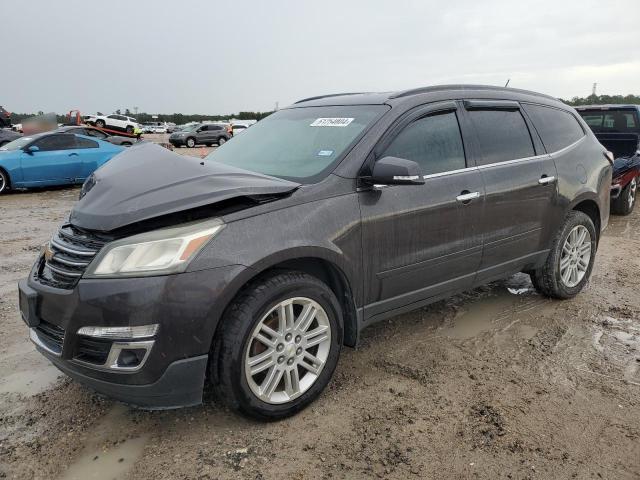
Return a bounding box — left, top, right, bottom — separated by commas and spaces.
460, 101, 558, 283
20, 134, 82, 184
359, 103, 484, 321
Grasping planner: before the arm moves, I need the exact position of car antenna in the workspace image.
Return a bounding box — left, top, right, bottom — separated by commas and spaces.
504, 79, 511, 88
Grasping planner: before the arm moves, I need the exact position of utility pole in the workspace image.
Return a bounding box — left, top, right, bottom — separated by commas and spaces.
134, 106, 139, 115
592, 83, 597, 96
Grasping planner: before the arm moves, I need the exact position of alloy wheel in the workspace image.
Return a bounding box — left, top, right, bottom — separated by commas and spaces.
628, 177, 637, 209
559, 225, 591, 288
244, 297, 331, 404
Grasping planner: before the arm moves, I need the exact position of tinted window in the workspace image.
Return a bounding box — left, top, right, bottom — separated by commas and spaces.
211, 125, 222, 131
382, 112, 466, 175
75, 137, 99, 149
577, 109, 640, 133
85, 128, 108, 139
468, 110, 534, 165
33, 134, 76, 151
524, 104, 584, 152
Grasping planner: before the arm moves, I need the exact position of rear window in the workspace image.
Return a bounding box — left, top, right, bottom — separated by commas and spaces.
577, 109, 640, 133
523, 104, 585, 153
468, 110, 535, 165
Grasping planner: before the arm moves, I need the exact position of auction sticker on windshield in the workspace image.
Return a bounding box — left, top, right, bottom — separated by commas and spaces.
310, 118, 354, 127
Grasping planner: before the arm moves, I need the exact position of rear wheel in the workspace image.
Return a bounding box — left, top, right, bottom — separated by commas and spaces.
0, 169, 9, 193
530, 211, 596, 299
611, 177, 637, 215
125, 125, 134, 134
218, 137, 227, 146
211, 271, 342, 419
186, 137, 196, 148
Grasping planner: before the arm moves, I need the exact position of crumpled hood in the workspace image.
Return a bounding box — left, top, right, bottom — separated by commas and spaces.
70, 142, 300, 232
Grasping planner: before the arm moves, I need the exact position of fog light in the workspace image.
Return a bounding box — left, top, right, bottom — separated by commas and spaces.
77, 324, 159, 339
117, 348, 147, 368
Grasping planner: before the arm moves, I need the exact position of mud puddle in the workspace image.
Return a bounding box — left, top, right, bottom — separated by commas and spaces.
57, 405, 149, 480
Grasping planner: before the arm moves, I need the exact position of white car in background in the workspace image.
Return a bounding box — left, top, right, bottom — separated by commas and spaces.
85, 114, 139, 134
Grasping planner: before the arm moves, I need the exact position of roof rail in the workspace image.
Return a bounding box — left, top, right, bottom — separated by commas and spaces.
294, 92, 368, 104
389, 84, 558, 101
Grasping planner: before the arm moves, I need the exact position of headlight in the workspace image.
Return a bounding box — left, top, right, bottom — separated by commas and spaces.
85, 218, 224, 277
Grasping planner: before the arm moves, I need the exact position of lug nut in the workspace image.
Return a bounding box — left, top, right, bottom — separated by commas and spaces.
295, 335, 301, 343
285, 333, 292, 341
278, 356, 285, 364
287, 358, 294, 365
277, 343, 284, 352
296, 347, 303, 355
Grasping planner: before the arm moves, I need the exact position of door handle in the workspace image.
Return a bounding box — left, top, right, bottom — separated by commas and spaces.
68, 153, 79, 157
456, 191, 480, 203
538, 175, 556, 185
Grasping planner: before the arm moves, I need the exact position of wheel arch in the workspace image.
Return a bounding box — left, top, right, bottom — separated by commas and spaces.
0, 166, 11, 191
570, 197, 601, 243
212, 253, 360, 349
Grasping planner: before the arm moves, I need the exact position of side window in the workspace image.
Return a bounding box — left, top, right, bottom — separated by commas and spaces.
468, 109, 535, 165
33, 134, 76, 152
523, 104, 584, 153
75, 137, 99, 149
382, 111, 466, 175
212, 125, 222, 131
107, 115, 117, 119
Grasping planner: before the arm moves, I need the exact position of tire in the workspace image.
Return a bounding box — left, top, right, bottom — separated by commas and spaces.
186, 137, 196, 148
95, 119, 105, 128
611, 176, 637, 216
0, 169, 9, 194
122, 142, 132, 147
125, 125, 134, 135
217, 137, 227, 146
530, 211, 597, 299
211, 271, 343, 420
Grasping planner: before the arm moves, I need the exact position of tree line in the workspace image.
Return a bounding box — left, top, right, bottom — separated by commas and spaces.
9, 110, 274, 125
560, 94, 640, 106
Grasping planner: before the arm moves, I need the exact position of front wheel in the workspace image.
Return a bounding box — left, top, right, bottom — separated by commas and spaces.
186, 137, 196, 148
530, 211, 596, 299
95, 119, 105, 128
211, 272, 342, 419
611, 176, 637, 215
0, 169, 9, 194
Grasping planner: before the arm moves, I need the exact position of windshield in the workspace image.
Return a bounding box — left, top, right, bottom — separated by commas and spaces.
205, 105, 388, 182
578, 109, 640, 133
0, 136, 33, 151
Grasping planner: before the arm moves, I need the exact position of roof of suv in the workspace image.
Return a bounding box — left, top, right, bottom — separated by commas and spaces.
292, 84, 561, 108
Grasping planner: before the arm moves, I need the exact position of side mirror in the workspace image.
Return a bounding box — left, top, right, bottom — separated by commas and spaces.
25, 145, 40, 154
367, 156, 424, 185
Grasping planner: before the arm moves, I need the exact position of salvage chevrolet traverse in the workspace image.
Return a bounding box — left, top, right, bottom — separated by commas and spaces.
19, 85, 612, 419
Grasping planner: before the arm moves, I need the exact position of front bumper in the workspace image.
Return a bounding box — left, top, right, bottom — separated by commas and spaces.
19, 263, 246, 408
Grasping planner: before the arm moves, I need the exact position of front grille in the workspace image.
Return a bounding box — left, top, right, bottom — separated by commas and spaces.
75, 336, 112, 365
35, 320, 65, 354
36, 224, 107, 289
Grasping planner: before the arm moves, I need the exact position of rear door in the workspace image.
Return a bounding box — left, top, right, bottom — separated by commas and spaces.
359, 101, 485, 320
460, 100, 557, 283
73, 136, 105, 181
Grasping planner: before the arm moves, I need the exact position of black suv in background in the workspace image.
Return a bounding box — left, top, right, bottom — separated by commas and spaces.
168, 123, 230, 148
20, 85, 611, 420
576, 105, 640, 215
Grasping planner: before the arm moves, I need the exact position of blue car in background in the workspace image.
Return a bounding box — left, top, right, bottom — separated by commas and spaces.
0, 132, 124, 194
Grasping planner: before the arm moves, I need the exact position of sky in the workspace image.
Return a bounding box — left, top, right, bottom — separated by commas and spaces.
2, 0, 639, 115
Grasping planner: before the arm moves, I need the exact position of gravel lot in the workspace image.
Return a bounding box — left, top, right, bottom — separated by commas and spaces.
1, 157, 639, 479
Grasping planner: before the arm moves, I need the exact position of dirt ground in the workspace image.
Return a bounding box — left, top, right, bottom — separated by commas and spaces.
1, 179, 639, 479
